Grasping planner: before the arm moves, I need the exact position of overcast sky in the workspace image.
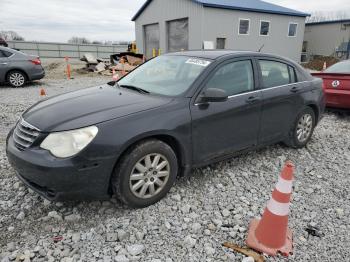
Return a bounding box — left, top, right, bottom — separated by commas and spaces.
0, 0, 349, 42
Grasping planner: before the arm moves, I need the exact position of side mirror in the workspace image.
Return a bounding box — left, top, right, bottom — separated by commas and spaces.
198, 88, 228, 103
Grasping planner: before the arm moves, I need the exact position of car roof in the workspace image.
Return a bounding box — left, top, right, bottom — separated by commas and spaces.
0, 46, 28, 56
165, 50, 293, 62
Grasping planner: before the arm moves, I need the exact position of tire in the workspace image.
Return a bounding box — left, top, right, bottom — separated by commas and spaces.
112, 139, 178, 208
285, 107, 316, 148
7, 70, 27, 88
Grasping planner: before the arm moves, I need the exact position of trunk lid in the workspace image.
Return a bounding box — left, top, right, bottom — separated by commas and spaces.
312, 73, 350, 91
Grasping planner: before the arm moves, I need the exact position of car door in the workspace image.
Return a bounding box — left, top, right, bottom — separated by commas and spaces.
190, 58, 262, 164
0, 50, 10, 82
257, 59, 300, 144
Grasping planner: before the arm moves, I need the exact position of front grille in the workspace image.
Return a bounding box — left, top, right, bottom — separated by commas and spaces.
13, 119, 40, 151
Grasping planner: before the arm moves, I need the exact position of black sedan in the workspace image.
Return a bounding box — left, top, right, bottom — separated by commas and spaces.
6, 51, 325, 208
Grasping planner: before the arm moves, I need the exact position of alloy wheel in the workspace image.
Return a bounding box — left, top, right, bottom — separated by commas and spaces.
296, 114, 313, 143
9, 72, 25, 87
129, 153, 170, 199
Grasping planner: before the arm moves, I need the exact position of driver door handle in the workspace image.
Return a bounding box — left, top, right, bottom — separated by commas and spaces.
246, 96, 261, 104
290, 86, 300, 93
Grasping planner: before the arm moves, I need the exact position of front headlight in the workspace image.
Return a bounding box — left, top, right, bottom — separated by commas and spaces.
40, 126, 98, 158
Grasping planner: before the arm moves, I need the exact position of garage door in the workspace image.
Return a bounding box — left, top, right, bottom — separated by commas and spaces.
144, 23, 160, 59
167, 18, 189, 52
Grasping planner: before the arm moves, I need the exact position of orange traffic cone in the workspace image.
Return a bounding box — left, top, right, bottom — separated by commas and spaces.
112, 68, 119, 81
323, 62, 327, 71
246, 161, 294, 257
40, 88, 46, 98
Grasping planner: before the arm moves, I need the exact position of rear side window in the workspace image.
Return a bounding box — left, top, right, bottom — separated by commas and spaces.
3, 51, 12, 57
259, 60, 294, 88
205, 60, 254, 96
0, 50, 12, 57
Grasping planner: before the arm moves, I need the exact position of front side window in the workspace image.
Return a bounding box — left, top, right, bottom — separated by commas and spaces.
288, 23, 298, 37
118, 56, 211, 96
259, 60, 293, 88
239, 19, 250, 35
205, 60, 254, 96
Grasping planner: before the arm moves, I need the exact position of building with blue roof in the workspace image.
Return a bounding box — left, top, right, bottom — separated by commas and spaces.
133, 0, 309, 61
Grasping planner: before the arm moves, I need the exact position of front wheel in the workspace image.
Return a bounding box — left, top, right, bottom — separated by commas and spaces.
112, 139, 178, 208
285, 107, 315, 148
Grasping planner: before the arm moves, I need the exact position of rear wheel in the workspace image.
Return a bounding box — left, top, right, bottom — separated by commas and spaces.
7, 70, 26, 88
112, 139, 178, 208
285, 107, 315, 148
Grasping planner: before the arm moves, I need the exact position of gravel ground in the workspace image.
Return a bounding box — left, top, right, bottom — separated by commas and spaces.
0, 74, 350, 262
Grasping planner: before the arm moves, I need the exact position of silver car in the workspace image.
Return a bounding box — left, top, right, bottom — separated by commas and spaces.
0, 47, 45, 87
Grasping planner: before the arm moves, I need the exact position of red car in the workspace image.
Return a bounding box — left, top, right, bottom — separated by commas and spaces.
312, 60, 350, 109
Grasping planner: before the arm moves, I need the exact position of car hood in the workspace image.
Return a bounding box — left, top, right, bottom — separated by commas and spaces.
23, 85, 172, 132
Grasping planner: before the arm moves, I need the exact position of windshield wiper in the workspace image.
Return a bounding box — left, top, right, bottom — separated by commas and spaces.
119, 84, 150, 94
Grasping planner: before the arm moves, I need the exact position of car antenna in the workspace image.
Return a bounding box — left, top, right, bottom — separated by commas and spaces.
258, 44, 265, 52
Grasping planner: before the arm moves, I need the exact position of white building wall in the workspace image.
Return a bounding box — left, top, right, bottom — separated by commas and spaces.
202, 8, 305, 62
134, 0, 306, 62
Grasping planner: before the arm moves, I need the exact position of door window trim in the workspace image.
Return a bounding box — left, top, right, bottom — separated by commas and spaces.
193, 57, 258, 105
255, 58, 301, 90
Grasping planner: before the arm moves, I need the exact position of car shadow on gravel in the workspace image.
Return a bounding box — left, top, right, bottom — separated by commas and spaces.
0, 80, 46, 89
326, 108, 350, 119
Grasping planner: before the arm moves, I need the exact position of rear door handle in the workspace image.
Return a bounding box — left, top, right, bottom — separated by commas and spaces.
0, 63, 8, 65
290, 86, 300, 93
246, 96, 261, 104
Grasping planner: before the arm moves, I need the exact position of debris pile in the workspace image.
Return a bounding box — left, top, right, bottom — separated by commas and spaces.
79, 52, 144, 77
303, 55, 339, 71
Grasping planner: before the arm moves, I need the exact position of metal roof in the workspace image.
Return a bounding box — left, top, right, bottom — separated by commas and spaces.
132, 0, 309, 21
306, 19, 350, 26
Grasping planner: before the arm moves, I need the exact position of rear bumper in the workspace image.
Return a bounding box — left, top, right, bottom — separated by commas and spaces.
325, 89, 350, 109
29, 68, 45, 81
6, 129, 115, 201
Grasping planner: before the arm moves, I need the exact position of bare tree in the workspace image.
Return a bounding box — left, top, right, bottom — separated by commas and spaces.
0, 31, 25, 41
68, 37, 91, 44
307, 11, 350, 23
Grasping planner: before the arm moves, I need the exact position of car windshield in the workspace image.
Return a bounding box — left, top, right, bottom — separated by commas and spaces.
324, 60, 350, 73
118, 55, 211, 96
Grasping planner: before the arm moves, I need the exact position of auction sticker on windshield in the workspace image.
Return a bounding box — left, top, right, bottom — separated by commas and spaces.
185, 58, 211, 67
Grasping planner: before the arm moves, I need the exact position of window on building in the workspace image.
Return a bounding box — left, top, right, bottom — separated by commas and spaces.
205, 60, 254, 96
259, 60, 292, 88
239, 19, 250, 35
216, 38, 226, 49
167, 18, 189, 52
288, 23, 298, 37
260, 21, 270, 36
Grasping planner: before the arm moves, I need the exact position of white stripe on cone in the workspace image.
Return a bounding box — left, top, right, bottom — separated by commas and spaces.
267, 198, 290, 216
275, 177, 293, 194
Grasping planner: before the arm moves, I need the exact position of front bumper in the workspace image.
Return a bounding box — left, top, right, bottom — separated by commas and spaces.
6, 129, 116, 201
325, 89, 350, 109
